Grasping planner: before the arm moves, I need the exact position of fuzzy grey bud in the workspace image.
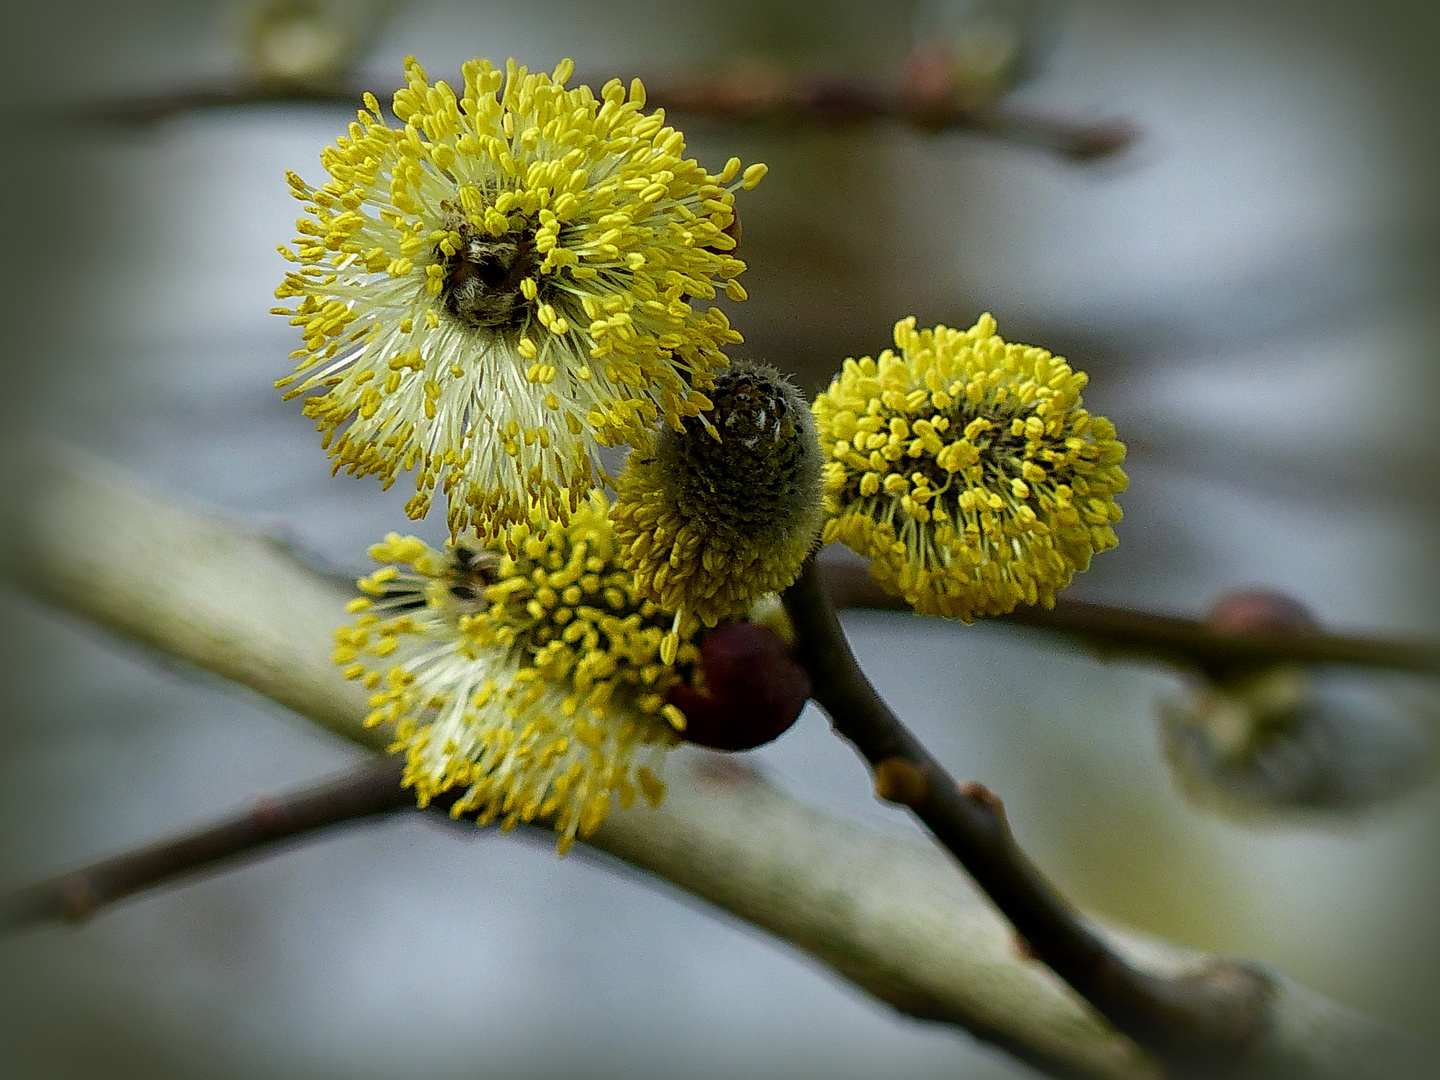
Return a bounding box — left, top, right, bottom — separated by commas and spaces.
611, 359, 825, 664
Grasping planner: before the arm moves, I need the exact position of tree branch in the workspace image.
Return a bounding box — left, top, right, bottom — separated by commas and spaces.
26, 75, 1135, 162
0, 753, 1154, 1080
0, 441, 1428, 1079
784, 559, 1277, 1072
0, 757, 410, 931
819, 559, 1440, 675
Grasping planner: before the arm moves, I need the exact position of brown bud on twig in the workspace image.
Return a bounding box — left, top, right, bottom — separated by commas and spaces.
900, 44, 963, 114
1161, 589, 1437, 822
873, 757, 930, 807
668, 622, 811, 751
1205, 589, 1319, 637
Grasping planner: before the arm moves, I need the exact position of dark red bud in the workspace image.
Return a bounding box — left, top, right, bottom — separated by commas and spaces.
1068, 119, 1141, 161
721, 210, 741, 253
900, 44, 957, 112
668, 622, 811, 751
1205, 589, 1319, 636
702, 62, 793, 115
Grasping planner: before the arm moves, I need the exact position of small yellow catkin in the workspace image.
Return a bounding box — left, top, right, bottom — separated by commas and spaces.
812, 314, 1127, 619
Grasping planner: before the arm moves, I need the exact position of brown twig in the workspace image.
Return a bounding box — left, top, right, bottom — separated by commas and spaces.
818, 559, 1440, 675
22, 75, 1135, 162
783, 558, 1273, 1071
641, 74, 1138, 161
0, 756, 411, 931
31, 81, 355, 126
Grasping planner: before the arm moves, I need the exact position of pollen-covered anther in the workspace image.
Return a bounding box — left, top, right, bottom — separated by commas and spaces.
611, 359, 825, 662
275, 55, 765, 543
336, 494, 705, 852
812, 314, 1128, 620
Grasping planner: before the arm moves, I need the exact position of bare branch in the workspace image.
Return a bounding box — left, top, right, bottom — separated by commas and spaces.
23, 74, 1135, 162
784, 559, 1274, 1072
819, 559, 1440, 675
0, 758, 409, 931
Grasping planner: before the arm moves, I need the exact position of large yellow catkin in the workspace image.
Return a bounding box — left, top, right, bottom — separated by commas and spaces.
336, 495, 703, 853
275, 56, 764, 543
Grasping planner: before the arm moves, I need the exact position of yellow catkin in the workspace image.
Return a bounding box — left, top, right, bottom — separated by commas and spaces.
812, 314, 1127, 619
276, 57, 762, 543
336, 494, 702, 851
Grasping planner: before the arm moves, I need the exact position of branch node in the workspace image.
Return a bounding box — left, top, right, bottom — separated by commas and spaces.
873, 756, 930, 807
59, 876, 98, 923
958, 780, 1005, 819
251, 795, 293, 835
1177, 960, 1277, 1053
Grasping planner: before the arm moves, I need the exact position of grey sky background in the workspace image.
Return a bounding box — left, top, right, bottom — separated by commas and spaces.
1, 2, 1437, 1077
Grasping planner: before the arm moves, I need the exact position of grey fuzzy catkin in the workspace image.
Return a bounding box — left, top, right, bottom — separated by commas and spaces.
652, 358, 824, 542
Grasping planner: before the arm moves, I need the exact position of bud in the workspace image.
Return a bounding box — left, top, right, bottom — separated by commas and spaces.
1204, 588, 1319, 639
1160, 591, 1436, 821
904, 0, 1041, 113
668, 622, 810, 751
245, 1, 343, 87
612, 359, 825, 664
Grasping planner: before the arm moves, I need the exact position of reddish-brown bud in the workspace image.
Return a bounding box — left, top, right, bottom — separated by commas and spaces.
1205, 589, 1319, 637
900, 44, 958, 113
668, 622, 810, 751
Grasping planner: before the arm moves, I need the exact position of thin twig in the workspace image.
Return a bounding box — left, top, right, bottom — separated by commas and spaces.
783, 557, 1274, 1071
0, 756, 410, 931
31, 81, 353, 126
641, 75, 1138, 161
819, 559, 1440, 675
22, 76, 1135, 162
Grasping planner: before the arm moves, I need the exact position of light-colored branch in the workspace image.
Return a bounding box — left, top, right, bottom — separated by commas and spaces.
0, 443, 385, 752
0, 442, 1430, 1080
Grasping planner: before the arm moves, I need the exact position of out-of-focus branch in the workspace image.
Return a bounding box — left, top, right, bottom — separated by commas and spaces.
34, 81, 353, 125
0, 757, 409, 931
0, 441, 1429, 1080
640, 71, 1137, 161
25, 74, 1135, 162
819, 559, 1440, 675
785, 559, 1267, 1072
0, 445, 388, 752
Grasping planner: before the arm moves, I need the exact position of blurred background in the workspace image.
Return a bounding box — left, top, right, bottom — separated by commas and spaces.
1, 1, 1437, 1077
